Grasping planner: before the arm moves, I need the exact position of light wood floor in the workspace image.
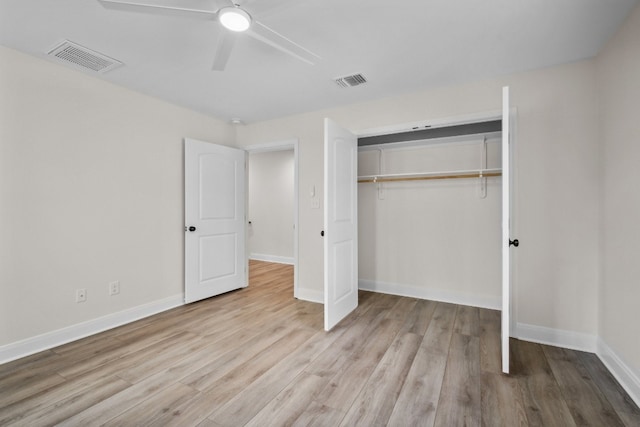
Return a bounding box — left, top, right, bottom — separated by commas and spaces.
1, 261, 639, 426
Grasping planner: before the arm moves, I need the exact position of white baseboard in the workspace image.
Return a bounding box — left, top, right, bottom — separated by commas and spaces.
0, 294, 184, 364
597, 338, 640, 407
514, 322, 597, 352
514, 324, 639, 407
358, 279, 501, 310
249, 253, 294, 265
296, 288, 323, 304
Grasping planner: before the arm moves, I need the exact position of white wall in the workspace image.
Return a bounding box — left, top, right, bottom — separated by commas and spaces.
248, 150, 294, 263
597, 3, 640, 393
0, 46, 234, 348
236, 59, 601, 337
358, 137, 502, 308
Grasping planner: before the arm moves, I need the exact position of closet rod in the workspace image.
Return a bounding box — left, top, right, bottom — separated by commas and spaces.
358, 168, 502, 184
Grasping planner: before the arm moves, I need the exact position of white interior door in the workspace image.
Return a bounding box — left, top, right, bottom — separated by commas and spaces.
324, 118, 358, 331
501, 86, 514, 373
185, 138, 246, 304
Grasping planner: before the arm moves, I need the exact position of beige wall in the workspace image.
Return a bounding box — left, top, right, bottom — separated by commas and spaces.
237, 59, 601, 335
597, 4, 640, 380
0, 46, 234, 346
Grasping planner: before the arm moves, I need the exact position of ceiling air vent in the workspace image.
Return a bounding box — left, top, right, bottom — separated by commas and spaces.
334, 73, 367, 88
47, 40, 123, 74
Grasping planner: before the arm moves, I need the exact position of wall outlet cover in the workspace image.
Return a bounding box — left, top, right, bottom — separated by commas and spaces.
109, 281, 120, 296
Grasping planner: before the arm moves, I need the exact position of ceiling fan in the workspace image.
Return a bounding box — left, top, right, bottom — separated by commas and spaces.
98, 0, 319, 71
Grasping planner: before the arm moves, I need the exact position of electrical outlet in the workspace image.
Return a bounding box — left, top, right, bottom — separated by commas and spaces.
109, 281, 120, 296
76, 288, 87, 303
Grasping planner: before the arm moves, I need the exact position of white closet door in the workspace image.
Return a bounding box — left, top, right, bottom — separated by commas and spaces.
184, 138, 246, 304
501, 86, 515, 374
324, 118, 358, 331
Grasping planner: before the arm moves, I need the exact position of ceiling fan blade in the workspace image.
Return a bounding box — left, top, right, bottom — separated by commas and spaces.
248, 21, 320, 66
236, 0, 294, 17
98, 0, 218, 20
212, 31, 237, 71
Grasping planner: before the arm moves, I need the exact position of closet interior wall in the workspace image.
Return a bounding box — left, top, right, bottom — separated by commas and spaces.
357, 133, 503, 308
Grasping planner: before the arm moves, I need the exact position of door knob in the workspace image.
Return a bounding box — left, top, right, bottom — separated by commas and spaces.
188, 226, 196, 232
320, 230, 324, 237
509, 239, 519, 247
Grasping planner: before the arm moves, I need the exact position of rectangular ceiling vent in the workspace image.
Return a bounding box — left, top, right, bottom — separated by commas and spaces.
47, 40, 123, 74
334, 73, 367, 88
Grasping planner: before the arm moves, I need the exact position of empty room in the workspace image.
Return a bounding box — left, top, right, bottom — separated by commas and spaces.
1, 0, 640, 425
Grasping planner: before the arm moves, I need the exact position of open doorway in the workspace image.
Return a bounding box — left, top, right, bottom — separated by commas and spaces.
245, 140, 299, 297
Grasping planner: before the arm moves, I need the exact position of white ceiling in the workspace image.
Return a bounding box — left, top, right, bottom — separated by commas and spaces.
1, 0, 637, 124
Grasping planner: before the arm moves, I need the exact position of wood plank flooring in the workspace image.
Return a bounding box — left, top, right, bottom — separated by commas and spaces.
1, 260, 639, 426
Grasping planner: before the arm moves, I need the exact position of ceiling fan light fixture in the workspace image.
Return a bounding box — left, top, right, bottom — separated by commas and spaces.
219, 7, 252, 32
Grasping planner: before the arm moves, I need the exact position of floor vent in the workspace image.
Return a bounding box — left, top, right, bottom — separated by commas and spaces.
334, 73, 367, 88
47, 40, 123, 73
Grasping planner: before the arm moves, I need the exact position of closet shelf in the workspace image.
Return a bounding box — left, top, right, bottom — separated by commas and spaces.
357, 168, 502, 183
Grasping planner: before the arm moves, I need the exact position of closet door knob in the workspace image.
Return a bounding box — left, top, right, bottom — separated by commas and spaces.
509, 239, 519, 247
188, 226, 196, 232
320, 230, 325, 237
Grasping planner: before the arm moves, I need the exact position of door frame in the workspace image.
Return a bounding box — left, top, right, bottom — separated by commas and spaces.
244, 139, 300, 297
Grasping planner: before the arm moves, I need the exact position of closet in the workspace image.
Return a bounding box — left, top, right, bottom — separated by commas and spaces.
357, 121, 504, 309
